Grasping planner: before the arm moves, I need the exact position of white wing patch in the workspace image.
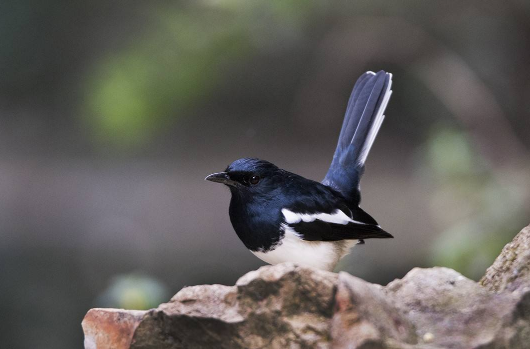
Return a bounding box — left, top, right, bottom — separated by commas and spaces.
281, 208, 366, 225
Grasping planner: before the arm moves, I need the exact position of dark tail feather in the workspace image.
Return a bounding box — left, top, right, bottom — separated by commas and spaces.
323, 70, 393, 204
340, 70, 392, 167
337, 72, 373, 146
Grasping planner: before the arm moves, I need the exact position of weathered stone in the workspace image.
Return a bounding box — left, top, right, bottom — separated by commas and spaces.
331, 272, 416, 349
82, 308, 146, 349
83, 224, 530, 349
481, 224, 530, 293
131, 263, 338, 349
385, 267, 524, 348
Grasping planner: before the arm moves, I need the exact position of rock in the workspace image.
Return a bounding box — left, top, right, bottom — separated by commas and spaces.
480, 224, 530, 293
83, 224, 530, 349
82, 308, 146, 349
331, 272, 416, 348
131, 263, 338, 349
385, 267, 526, 348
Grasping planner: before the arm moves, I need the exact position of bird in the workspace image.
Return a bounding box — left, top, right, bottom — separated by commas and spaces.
206, 70, 394, 271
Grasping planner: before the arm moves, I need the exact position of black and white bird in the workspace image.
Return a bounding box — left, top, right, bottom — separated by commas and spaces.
206, 70, 394, 271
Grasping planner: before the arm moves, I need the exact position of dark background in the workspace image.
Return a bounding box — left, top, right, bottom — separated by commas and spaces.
1, 1, 529, 348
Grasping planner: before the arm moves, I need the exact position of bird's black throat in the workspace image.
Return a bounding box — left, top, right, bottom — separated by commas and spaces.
228, 188, 284, 252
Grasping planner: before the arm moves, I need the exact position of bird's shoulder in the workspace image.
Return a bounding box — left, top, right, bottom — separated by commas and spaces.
280, 171, 346, 212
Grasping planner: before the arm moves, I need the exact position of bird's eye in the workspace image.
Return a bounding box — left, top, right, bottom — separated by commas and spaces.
249, 175, 260, 185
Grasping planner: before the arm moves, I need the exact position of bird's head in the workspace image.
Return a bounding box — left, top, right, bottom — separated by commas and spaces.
205, 158, 283, 196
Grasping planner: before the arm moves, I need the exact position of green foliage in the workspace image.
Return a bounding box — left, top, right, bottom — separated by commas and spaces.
83, 1, 323, 150
84, 6, 251, 149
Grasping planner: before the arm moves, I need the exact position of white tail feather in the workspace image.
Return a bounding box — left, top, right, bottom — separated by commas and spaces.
356, 73, 393, 165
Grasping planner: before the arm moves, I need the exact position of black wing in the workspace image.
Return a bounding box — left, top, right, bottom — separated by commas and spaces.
288, 219, 392, 242
281, 175, 392, 242
282, 203, 393, 242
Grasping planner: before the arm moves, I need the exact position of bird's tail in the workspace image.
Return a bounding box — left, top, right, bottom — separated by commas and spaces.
323, 70, 393, 205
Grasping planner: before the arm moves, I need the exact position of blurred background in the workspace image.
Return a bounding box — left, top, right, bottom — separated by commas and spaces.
1, 0, 530, 347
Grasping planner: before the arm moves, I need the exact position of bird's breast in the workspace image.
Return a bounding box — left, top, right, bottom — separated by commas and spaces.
251, 226, 357, 271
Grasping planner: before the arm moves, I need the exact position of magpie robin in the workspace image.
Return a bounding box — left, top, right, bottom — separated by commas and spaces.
206, 70, 393, 271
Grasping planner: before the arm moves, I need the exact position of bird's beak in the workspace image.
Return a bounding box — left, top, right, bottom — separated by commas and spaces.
205, 172, 238, 187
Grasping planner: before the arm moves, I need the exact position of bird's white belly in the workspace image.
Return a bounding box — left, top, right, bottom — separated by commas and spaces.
251, 227, 356, 271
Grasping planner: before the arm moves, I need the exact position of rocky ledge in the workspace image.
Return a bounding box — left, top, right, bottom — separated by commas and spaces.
83, 224, 530, 349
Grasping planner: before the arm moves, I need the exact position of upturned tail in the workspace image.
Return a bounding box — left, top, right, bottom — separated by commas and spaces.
323, 70, 393, 206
